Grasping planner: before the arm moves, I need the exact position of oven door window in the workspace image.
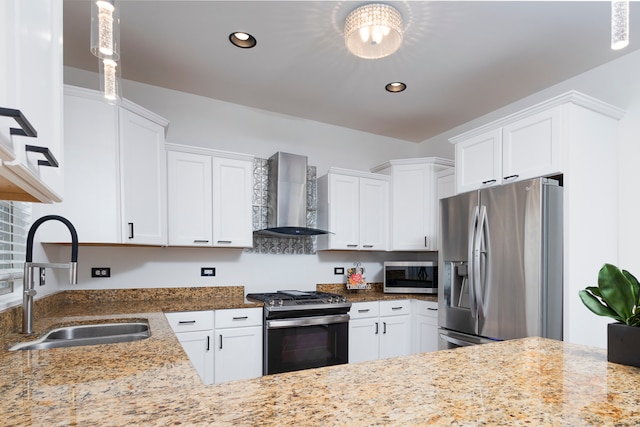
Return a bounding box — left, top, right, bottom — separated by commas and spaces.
266, 322, 348, 375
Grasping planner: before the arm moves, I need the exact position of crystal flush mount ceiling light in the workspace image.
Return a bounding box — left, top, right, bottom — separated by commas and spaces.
344, 3, 403, 59
612, 0, 630, 50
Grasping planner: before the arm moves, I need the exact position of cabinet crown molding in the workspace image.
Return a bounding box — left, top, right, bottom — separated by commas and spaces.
370, 157, 454, 173
326, 167, 390, 181
449, 90, 625, 145
165, 143, 254, 162
63, 85, 169, 130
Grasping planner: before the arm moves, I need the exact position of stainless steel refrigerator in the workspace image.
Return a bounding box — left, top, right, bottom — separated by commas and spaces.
438, 177, 563, 349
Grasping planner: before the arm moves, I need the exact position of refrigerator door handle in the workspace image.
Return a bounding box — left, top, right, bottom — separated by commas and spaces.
474, 205, 489, 322
468, 205, 479, 321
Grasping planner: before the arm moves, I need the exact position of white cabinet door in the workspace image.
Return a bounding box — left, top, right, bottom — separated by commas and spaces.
379, 314, 412, 360
414, 300, 439, 354
0, 0, 63, 202
455, 129, 502, 194
214, 308, 262, 383
34, 90, 121, 243
212, 157, 253, 247
119, 108, 167, 245
390, 164, 430, 250
502, 106, 562, 183
167, 151, 213, 246
174, 330, 214, 385
214, 326, 262, 383
326, 173, 360, 249
348, 317, 380, 364
359, 177, 388, 250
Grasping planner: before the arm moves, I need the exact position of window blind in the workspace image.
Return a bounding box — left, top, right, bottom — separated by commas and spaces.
0, 202, 31, 296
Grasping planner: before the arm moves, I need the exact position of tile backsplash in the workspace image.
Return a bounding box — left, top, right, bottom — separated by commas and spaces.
246, 157, 317, 255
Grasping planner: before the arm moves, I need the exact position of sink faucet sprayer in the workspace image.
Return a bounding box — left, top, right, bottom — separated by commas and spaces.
22, 215, 78, 334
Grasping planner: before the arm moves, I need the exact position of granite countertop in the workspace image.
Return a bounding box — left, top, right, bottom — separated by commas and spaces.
1, 287, 639, 426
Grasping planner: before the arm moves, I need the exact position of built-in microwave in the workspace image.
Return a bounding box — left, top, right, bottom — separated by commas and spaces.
383, 261, 438, 294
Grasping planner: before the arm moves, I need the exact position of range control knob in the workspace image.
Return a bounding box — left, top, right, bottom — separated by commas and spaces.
268, 299, 275, 306
278, 299, 284, 306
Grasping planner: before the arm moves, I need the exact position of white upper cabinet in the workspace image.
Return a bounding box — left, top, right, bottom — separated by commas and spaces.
119, 108, 167, 245
167, 150, 213, 246
450, 92, 613, 194
0, 0, 63, 202
371, 158, 453, 251
454, 129, 502, 194
35, 86, 169, 244
317, 168, 389, 251
167, 144, 253, 248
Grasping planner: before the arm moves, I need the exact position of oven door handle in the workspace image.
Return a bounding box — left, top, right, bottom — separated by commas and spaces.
266, 314, 350, 329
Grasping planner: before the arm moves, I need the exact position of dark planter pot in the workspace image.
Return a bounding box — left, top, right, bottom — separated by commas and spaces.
608, 322, 640, 368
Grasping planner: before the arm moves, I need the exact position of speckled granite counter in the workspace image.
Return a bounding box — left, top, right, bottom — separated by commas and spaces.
2, 288, 639, 426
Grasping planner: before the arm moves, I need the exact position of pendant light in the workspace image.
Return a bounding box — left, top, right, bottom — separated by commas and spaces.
612, 0, 629, 50
90, 0, 121, 103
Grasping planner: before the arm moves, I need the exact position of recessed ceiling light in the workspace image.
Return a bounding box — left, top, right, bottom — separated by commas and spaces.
229, 32, 257, 49
385, 82, 406, 93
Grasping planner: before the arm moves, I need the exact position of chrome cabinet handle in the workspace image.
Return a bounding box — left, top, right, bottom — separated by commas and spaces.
219, 334, 223, 350
482, 179, 497, 185
383, 322, 387, 334
375, 322, 379, 335
346, 244, 358, 248
427, 307, 438, 311
193, 239, 210, 243
206, 335, 210, 351
128, 223, 134, 239
358, 309, 370, 313
217, 240, 232, 244
178, 320, 196, 324
232, 316, 249, 320
503, 174, 519, 181
391, 306, 403, 310
362, 244, 373, 248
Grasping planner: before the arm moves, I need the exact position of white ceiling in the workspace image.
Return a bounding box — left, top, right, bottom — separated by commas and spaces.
63, 1, 639, 143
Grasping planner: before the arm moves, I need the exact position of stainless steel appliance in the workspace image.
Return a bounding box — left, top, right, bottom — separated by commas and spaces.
438, 177, 563, 349
246, 290, 351, 375
384, 261, 438, 294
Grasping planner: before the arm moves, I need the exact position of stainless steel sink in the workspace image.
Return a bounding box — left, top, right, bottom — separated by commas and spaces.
9, 322, 150, 351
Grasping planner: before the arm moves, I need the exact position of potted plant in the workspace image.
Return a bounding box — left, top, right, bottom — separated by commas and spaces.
579, 263, 640, 367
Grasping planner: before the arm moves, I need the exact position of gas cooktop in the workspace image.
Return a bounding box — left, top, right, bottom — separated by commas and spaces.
247, 290, 349, 307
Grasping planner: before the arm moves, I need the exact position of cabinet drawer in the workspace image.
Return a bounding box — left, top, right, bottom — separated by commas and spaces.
215, 307, 262, 328
165, 310, 214, 332
415, 300, 438, 318
349, 301, 379, 319
379, 299, 411, 316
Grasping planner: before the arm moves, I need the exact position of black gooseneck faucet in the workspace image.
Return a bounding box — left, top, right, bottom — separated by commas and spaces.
22, 215, 79, 334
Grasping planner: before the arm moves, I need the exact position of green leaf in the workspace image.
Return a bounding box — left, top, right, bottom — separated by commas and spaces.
598, 264, 636, 323
585, 286, 602, 298
579, 289, 623, 322
622, 269, 640, 306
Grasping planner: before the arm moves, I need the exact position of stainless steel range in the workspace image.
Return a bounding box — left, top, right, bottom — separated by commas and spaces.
246, 290, 351, 375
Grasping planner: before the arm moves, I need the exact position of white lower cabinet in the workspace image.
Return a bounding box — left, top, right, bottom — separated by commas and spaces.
413, 300, 439, 353
166, 308, 262, 384
165, 310, 214, 385
214, 308, 263, 384
349, 300, 412, 363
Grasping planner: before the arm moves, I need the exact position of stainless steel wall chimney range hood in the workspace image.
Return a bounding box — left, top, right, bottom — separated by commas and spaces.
257, 152, 330, 237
